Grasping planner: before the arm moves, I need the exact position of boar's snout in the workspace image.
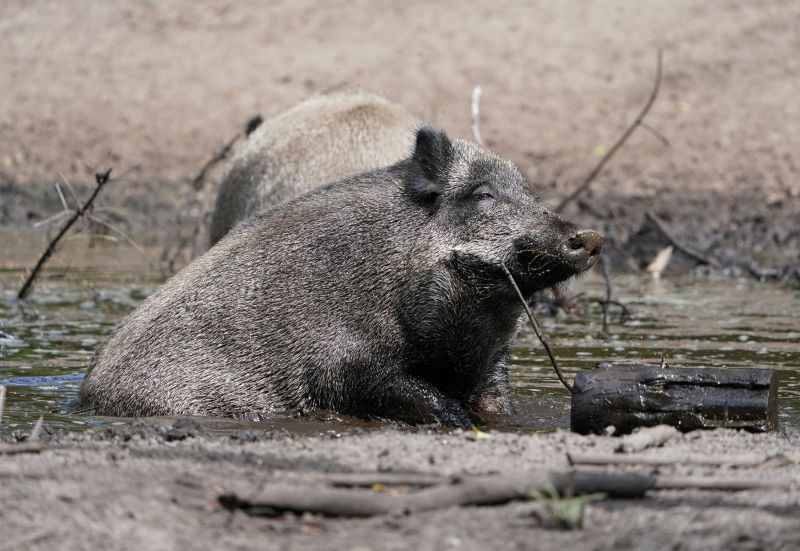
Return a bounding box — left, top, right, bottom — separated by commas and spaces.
563, 229, 604, 272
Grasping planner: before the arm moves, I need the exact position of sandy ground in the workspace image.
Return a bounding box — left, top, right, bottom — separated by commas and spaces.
2, 418, 800, 551
1, 4, 799, 549
0, 0, 798, 274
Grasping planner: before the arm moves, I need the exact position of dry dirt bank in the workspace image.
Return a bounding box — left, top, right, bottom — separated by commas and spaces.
1, 0, 798, 275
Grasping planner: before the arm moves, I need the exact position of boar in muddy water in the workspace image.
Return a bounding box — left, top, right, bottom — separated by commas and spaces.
77, 127, 603, 427
209, 86, 419, 245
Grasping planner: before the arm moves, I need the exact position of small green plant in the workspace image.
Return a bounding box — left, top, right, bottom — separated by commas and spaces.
527, 485, 607, 529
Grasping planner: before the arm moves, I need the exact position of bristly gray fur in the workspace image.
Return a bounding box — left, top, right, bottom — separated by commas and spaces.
209, 86, 419, 245
78, 128, 599, 428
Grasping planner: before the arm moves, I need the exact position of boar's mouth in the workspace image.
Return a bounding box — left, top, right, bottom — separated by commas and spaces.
509, 229, 604, 294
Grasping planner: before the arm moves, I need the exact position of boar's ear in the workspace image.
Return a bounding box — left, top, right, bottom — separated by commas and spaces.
407, 127, 452, 205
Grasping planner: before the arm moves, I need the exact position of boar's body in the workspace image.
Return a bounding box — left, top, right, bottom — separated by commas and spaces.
78, 129, 602, 427
209, 86, 419, 245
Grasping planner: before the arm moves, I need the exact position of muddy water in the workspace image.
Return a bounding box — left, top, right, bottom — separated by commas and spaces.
1, 267, 798, 436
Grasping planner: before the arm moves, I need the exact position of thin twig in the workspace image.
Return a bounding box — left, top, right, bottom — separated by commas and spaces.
470, 86, 484, 146
86, 214, 153, 268
220, 469, 792, 518
325, 472, 448, 488
640, 122, 670, 146
32, 210, 70, 229
600, 255, 611, 333
654, 476, 790, 492
54, 182, 70, 210
191, 134, 239, 191
500, 262, 572, 393
567, 452, 791, 469
555, 50, 665, 213
0, 385, 5, 427
17, 168, 113, 300
57, 171, 81, 207
595, 254, 631, 330
645, 211, 721, 268
28, 416, 44, 441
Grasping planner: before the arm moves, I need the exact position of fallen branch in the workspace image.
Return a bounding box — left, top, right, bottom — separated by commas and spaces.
645, 211, 720, 268
220, 471, 653, 517
220, 469, 792, 518
325, 472, 449, 488
555, 50, 665, 213
500, 261, 572, 393
654, 476, 791, 492
567, 452, 791, 469
17, 168, 113, 300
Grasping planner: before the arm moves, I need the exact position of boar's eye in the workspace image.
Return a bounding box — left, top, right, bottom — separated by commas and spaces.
471, 184, 495, 201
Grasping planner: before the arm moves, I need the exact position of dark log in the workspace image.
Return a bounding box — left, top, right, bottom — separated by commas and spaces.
571, 363, 778, 435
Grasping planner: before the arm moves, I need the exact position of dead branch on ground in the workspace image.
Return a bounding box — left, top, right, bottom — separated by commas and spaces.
17, 169, 113, 300
555, 50, 665, 213
325, 472, 448, 488
220, 469, 791, 518
500, 261, 573, 393
645, 210, 721, 268
567, 452, 792, 468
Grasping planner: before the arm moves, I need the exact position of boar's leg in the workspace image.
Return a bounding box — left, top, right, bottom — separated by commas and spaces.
467, 355, 513, 414
364, 375, 473, 429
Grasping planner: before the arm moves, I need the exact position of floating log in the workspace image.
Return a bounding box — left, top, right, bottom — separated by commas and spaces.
571, 363, 778, 435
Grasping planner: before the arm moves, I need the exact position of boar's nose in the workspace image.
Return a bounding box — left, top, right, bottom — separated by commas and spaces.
563, 230, 604, 271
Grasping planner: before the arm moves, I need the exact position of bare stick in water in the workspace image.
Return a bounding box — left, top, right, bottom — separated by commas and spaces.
500, 261, 573, 393
555, 50, 664, 213
28, 416, 44, 441
471, 86, 484, 146
0, 385, 5, 427
17, 169, 113, 300
600, 254, 612, 333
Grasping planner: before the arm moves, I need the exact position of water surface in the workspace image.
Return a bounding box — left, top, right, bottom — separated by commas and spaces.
1, 266, 798, 435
